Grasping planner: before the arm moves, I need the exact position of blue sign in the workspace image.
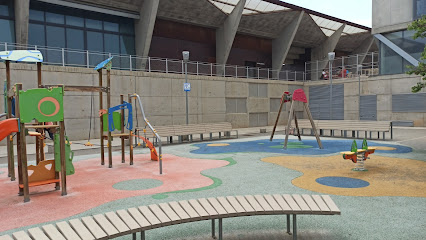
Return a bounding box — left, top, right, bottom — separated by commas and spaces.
184, 83, 191, 92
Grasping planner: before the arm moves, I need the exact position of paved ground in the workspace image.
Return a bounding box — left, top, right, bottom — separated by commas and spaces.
0, 126, 425, 239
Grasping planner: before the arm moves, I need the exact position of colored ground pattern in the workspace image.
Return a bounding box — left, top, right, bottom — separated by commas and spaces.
191, 139, 412, 155
0, 154, 228, 232
262, 154, 426, 197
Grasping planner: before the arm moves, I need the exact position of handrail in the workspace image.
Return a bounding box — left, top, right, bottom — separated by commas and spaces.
130, 93, 163, 174
0, 113, 7, 119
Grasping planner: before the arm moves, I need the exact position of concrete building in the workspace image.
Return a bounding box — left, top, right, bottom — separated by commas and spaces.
1, 0, 426, 142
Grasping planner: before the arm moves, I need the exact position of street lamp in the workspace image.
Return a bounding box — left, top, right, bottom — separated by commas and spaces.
357, 64, 363, 120
182, 51, 190, 125
328, 52, 335, 120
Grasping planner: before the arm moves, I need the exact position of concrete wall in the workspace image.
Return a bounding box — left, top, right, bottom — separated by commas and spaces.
305, 73, 426, 126
1, 63, 425, 144
372, 0, 414, 34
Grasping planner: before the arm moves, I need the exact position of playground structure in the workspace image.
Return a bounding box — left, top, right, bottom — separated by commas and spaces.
270, 89, 323, 149
1, 50, 73, 202
341, 139, 376, 171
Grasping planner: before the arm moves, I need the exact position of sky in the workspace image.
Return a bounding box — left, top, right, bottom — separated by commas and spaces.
282, 0, 372, 27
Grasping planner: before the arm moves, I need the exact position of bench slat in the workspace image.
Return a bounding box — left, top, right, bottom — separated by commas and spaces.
292, 194, 311, 212
226, 196, 246, 213
312, 195, 331, 213
198, 198, 218, 216
93, 214, 120, 237
216, 197, 238, 216
28, 227, 50, 240
244, 195, 264, 213
321, 195, 341, 214
254, 195, 274, 212
127, 208, 151, 229
159, 203, 181, 222
42, 224, 67, 240
81, 216, 108, 240
235, 196, 255, 213
282, 194, 301, 212
148, 204, 171, 225
56, 221, 82, 240
138, 206, 162, 226
0, 236, 12, 240
12, 231, 32, 240
272, 194, 292, 211
168, 202, 190, 220
188, 199, 209, 218
116, 209, 140, 231
263, 195, 283, 211
302, 195, 321, 213
207, 198, 227, 215
105, 212, 131, 235
178, 200, 201, 220
69, 219, 95, 240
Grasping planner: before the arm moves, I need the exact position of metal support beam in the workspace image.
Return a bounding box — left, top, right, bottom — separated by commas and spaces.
375, 33, 420, 66
216, 0, 246, 75
135, 0, 159, 70
310, 24, 346, 80
272, 11, 304, 79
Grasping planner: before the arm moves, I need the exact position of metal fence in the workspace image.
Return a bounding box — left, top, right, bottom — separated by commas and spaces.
305, 52, 379, 80
1, 42, 378, 81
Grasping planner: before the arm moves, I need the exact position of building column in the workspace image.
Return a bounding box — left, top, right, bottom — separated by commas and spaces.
14, 0, 30, 46
272, 11, 304, 79
310, 24, 346, 80
216, 0, 246, 75
347, 35, 375, 70
134, 0, 159, 70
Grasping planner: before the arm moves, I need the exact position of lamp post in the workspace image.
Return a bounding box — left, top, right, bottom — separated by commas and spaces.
182, 51, 190, 125
357, 64, 363, 120
328, 52, 335, 120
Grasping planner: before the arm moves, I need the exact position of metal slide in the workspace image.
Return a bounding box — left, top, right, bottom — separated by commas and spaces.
130, 94, 163, 174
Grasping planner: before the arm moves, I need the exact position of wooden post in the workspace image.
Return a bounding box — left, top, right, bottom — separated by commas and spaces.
128, 94, 134, 165
270, 98, 286, 141
60, 120, 67, 196
16, 84, 30, 202
284, 101, 295, 149
99, 69, 104, 165
304, 103, 323, 149
120, 94, 125, 163
293, 111, 302, 141
5, 60, 15, 181
107, 69, 112, 168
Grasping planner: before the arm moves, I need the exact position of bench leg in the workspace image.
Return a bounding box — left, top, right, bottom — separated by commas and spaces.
219, 132, 222, 139
141, 231, 145, 240
219, 218, 223, 240
132, 233, 136, 240
293, 214, 297, 240
212, 219, 216, 239
286, 214, 291, 235
210, 133, 213, 140
383, 132, 385, 140
201, 134, 203, 141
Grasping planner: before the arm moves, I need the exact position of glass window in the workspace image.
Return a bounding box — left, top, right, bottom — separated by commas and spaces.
104, 21, 119, 32
29, 9, 44, 21
46, 12, 64, 24
66, 15, 84, 27
104, 33, 120, 54
46, 26, 65, 63
120, 20, 134, 34
86, 18, 102, 30
87, 31, 105, 66
0, 19, 14, 43
66, 28, 85, 65
120, 35, 135, 55
28, 23, 45, 46
0, 4, 9, 16
415, 0, 426, 19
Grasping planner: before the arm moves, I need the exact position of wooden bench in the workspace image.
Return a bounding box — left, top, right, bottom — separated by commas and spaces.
293, 119, 393, 140
136, 122, 238, 144
1, 194, 340, 240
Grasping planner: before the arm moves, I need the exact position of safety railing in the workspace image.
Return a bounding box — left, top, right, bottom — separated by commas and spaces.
1, 42, 378, 82
305, 52, 379, 80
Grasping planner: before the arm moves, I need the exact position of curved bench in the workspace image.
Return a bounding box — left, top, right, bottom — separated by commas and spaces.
1, 194, 340, 240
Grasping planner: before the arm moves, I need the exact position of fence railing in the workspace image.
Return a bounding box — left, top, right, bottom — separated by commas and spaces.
305, 52, 379, 80
1, 42, 379, 81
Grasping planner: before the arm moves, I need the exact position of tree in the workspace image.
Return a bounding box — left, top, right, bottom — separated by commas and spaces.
407, 15, 426, 93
